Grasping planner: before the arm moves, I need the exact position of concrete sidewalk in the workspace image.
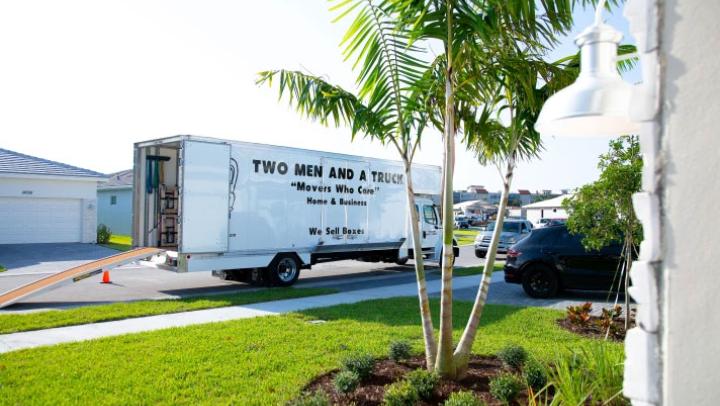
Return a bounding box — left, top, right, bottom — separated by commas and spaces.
0, 273, 496, 353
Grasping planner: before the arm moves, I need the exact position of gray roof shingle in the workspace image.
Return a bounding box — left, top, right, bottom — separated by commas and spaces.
0, 148, 106, 178
99, 169, 133, 189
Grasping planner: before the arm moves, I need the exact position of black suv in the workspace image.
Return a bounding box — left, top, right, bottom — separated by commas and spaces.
504, 225, 623, 298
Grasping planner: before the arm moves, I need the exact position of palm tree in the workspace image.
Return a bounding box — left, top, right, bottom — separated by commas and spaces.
258, 0, 613, 379
393, 0, 576, 377
256, 0, 440, 369
453, 48, 578, 376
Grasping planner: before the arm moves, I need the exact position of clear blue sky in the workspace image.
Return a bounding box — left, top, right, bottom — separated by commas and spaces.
0, 1, 638, 192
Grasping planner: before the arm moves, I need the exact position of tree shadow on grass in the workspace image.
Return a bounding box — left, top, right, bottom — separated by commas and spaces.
298, 296, 530, 332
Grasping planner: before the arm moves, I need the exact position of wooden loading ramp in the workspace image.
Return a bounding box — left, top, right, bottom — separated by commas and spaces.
0, 247, 164, 309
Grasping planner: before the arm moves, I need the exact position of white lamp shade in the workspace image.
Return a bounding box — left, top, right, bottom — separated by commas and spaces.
535, 24, 640, 137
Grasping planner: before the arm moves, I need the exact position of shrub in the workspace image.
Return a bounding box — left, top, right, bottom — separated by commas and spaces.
566, 302, 593, 327
523, 358, 548, 392
287, 391, 330, 406
406, 369, 438, 400
497, 344, 528, 370
389, 340, 412, 362
333, 370, 360, 394
96, 224, 112, 244
444, 391, 486, 406
341, 354, 375, 380
383, 380, 419, 406
489, 373, 522, 404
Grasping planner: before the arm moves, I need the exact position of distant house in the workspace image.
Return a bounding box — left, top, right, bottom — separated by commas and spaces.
97, 170, 133, 235
0, 148, 106, 244
453, 199, 496, 220
522, 194, 571, 224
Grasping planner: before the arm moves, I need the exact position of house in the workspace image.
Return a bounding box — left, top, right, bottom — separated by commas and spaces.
97, 169, 133, 235
521, 194, 571, 224
453, 199, 496, 220
0, 148, 106, 244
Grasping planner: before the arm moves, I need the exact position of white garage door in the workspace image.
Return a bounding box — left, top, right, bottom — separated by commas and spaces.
0, 197, 82, 244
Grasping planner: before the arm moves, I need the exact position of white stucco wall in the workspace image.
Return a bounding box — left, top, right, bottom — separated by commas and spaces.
660, 0, 720, 403
97, 188, 133, 235
0, 175, 99, 199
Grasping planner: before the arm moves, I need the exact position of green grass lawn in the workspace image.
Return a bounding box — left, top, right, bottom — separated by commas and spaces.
0, 287, 335, 334
99, 234, 133, 251
454, 228, 479, 245
454, 263, 504, 276
0, 297, 621, 405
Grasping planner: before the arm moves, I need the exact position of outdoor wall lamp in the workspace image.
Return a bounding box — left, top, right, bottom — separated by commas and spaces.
534, 0, 640, 136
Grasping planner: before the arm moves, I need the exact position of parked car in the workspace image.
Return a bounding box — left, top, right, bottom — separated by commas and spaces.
503, 225, 623, 298
533, 217, 567, 228
474, 219, 533, 258
454, 217, 470, 229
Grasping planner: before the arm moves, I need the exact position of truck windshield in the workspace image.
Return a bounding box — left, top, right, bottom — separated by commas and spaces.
487, 222, 521, 233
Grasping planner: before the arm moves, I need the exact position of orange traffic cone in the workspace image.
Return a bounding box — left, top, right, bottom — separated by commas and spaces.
101, 270, 111, 284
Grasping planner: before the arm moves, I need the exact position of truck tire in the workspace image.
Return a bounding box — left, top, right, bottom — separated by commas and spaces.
266, 254, 301, 287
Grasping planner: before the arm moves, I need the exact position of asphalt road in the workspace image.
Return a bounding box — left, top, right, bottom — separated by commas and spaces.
0, 245, 622, 313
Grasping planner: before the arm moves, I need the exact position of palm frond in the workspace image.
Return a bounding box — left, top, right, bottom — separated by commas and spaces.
257, 69, 391, 140
331, 0, 429, 145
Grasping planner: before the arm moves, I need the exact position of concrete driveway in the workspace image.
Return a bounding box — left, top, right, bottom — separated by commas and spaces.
0, 243, 119, 275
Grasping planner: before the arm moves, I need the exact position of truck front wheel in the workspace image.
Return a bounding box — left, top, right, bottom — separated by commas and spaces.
267, 254, 301, 287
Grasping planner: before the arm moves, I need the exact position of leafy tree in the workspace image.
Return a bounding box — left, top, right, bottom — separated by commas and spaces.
563, 135, 643, 328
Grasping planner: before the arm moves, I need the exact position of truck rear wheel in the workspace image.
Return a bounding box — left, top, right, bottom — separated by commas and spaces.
267, 254, 301, 287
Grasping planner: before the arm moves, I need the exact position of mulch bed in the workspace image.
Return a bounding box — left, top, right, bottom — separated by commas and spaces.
304, 355, 530, 405
556, 317, 635, 341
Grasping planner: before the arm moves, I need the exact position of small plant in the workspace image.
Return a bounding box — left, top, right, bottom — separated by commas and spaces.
341, 353, 375, 380
497, 344, 528, 370
582, 346, 626, 404
597, 305, 624, 337
383, 380, 419, 406
333, 370, 360, 394
96, 224, 112, 244
287, 391, 330, 406
444, 391, 486, 406
547, 347, 627, 405
566, 302, 593, 327
523, 358, 548, 392
489, 373, 522, 405
406, 369, 438, 400
389, 340, 412, 362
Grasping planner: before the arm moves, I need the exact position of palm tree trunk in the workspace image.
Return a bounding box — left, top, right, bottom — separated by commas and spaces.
403, 161, 438, 370
434, 0, 456, 378
453, 157, 515, 376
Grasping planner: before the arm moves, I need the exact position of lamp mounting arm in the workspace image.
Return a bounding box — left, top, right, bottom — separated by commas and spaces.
594, 0, 608, 26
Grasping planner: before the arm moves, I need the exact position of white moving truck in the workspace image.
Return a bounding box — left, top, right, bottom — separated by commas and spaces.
132, 135, 457, 286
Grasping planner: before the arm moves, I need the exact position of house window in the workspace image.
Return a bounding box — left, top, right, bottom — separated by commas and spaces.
110, 195, 117, 205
